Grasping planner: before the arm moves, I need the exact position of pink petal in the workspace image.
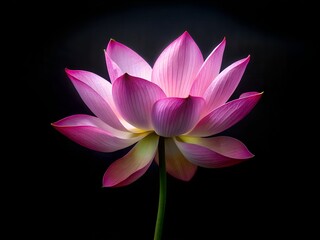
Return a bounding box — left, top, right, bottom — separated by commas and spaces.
240, 91, 259, 98
52, 114, 148, 152
112, 73, 166, 130
189, 92, 262, 137
190, 37, 226, 96
65, 69, 126, 131
110, 163, 152, 187
152, 96, 205, 137
155, 138, 197, 181
175, 136, 254, 168
152, 31, 203, 97
102, 134, 159, 187
105, 39, 152, 82
203, 56, 250, 113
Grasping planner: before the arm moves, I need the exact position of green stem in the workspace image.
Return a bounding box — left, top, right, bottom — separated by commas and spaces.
154, 137, 166, 240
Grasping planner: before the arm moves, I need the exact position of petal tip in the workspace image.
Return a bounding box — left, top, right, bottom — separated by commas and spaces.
102, 182, 110, 188
244, 147, 255, 159
51, 120, 63, 128
106, 38, 118, 51
64, 69, 81, 82
123, 72, 130, 78
65, 68, 77, 77
217, 37, 226, 49
115, 72, 134, 82
102, 175, 113, 187
182, 30, 190, 35
108, 38, 118, 46
237, 55, 250, 66
51, 119, 70, 129
181, 31, 192, 40
182, 175, 194, 182
254, 91, 264, 99
256, 91, 264, 98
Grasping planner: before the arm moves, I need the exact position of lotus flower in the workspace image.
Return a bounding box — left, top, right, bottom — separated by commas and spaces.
52, 31, 262, 188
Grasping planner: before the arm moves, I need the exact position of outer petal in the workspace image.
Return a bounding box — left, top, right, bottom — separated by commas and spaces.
152, 96, 205, 137
189, 92, 262, 137
190, 37, 226, 96
152, 31, 203, 97
65, 69, 126, 131
52, 114, 148, 152
155, 138, 197, 181
105, 39, 152, 82
175, 136, 254, 168
112, 73, 166, 130
203, 56, 250, 113
102, 134, 159, 187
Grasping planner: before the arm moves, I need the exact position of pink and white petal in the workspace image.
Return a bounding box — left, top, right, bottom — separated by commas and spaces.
240, 91, 260, 98
105, 39, 152, 82
189, 92, 262, 137
110, 162, 153, 187
112, 74, 166, 130
190, 37, 226, 96
174, 136, 253, 168
52, 114, 148, 152
152, 96, 205, 137
203, 56, 250, 113
65, 69, 126, 131
155, 138, 197, 181
179, 136, 254, 159
102, 134, 159, 187
152, 31, 203, 97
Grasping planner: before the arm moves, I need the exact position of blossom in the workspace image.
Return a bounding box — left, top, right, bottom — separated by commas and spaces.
52, 31, 262, 187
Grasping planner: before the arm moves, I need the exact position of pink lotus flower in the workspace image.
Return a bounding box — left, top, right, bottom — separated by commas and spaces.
52, 31, 262, 187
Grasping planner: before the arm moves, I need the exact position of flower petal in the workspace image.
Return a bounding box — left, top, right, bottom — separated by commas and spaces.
112, 73, 166, 130
203, 56, 250, 113
152, 96, 205, 137
102, 134, 159, 187
65, 69, 127, 131
152, 31, 203, 97
155, 138, 197, 181
175, 136, 253, 168
189, 92, 262, 137
110, 163, 152, 187
190, 37, 226, 96
52, 114, 148, 152
240, 91, 259, 98
105, 39, 152, 82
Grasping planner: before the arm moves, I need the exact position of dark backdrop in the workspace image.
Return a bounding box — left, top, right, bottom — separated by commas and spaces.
21, 0, 313, 239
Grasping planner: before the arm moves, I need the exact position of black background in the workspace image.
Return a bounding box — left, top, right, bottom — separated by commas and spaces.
17, 0, 314, 239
